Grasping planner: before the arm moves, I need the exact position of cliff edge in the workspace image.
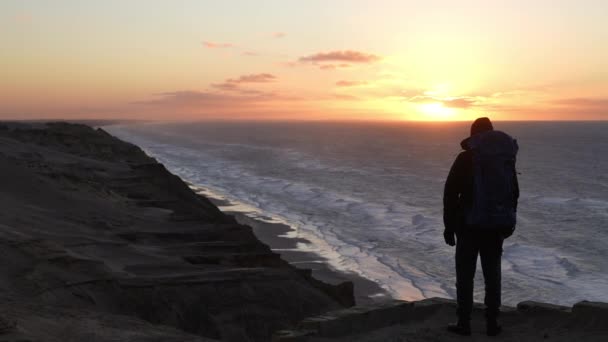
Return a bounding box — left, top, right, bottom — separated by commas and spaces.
0, 122, 353, 342
274, 298, 608, 341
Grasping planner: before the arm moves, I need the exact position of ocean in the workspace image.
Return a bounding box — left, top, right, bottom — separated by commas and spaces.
107, 121, 608, 306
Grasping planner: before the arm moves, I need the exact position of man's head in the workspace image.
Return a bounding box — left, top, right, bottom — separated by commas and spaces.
470, 117, 493, 136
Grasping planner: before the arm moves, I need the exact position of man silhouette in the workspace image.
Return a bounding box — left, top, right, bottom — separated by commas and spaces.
443, 117, 519, 336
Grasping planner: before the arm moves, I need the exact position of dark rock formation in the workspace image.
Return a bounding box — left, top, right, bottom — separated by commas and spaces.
274, 297, 608, 341
0, 122, 353, 342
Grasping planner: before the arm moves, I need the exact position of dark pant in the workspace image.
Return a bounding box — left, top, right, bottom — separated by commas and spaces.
455, 230, 504, 321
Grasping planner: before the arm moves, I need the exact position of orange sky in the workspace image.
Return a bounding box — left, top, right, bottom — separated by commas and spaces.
1, 1, 607, 121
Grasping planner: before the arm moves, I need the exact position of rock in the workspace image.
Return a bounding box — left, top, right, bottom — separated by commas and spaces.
274, 297, 608, 341
293, 300, 411, 338
0, 122, 352, 342
570, 301, 608, 330
0, 316, 16, 333
572, 300, 608, 315
272, 330, 316, 342
516, 301, 571, 314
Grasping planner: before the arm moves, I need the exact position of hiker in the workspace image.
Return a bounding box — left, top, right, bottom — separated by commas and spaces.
443, 117, 519, 336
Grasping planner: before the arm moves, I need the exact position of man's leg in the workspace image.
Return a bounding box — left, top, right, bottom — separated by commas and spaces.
455, 232, 479, 323
480, 232, 504, 335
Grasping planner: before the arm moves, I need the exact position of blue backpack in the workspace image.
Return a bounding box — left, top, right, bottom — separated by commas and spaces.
465, 130, 519, 229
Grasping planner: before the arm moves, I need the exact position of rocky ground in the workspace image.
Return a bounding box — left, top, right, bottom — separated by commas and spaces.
275, 298, 608, 341
0, 122, 353, 342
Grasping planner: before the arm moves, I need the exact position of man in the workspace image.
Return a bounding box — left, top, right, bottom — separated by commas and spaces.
443, 117, 519, 336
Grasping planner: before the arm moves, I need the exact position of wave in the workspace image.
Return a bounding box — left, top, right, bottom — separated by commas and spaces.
106, 122, 608, 305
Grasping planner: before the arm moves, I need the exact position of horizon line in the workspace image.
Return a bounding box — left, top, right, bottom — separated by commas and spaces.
3, 118, 608, 124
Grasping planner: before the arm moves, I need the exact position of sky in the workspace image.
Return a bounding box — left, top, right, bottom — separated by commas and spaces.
1, 0, 607, 121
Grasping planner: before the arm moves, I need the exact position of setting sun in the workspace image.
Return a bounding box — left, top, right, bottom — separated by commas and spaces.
1, 0, 607, 121
1, 2, 608, 340
416, 103, 457, 121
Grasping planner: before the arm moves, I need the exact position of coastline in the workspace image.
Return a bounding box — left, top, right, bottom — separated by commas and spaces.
189, 184, 391, 306
104, 121, 392, 304
0, 122, 353, 342
104, 120, 608, 307
2, 121, 607, 341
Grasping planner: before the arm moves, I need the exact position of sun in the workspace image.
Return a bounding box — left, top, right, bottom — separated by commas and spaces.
416, 102, 457, 121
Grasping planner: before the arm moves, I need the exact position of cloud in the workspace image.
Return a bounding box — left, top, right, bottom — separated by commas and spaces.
211, 73, 277, 92
406, 95, 478, 108
273, 32, 286, 39
124, 87, 321, 120
211, 82, 240, 91
134, 90, 278, 108
441, 97, 477, 108
299, 50, 381, 64
332, 94, 361, 101
128, 88, 308, 119
229, 73, 276, 83
319, 63, 351, 70
545, 97, 608, 118
553, 98, 608, 107
336, 80, 367, 87
242, 51, 258, 56
202, 41, 233, 49
280, 61, 299, 68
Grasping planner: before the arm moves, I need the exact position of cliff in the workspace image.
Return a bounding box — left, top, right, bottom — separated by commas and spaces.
0, 122, 353, 342
274, 298, 608, 341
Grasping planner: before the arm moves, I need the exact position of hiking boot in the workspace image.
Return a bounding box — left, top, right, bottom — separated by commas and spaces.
447, 321, 471, 336
486, 318, 502, 336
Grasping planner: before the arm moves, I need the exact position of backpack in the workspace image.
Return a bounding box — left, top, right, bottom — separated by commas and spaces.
465, 130, 519, 229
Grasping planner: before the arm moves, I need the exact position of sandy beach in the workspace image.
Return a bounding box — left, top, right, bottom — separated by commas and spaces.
227, 211, 389, 306
187, 184, 390, 305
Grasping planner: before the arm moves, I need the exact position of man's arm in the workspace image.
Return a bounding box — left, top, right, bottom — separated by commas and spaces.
503, 167, 520, 239
513, 169, 519, 211
443, 153, 466, 245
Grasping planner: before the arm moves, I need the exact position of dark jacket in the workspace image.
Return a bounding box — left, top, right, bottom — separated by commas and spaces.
443, 137, 520, 234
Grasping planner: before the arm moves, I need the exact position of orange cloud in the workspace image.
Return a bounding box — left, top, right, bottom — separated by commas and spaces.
229, 73, 276, 83
126, 88, 311, 120
319, 63, 351, 70
332, 94, 361, 101
134, 91, 278, 109
553, 98, 608, 107
211, 82, 240, 91
441, 97, 477, 108
336, 80, 367, 87
407, 95, 478, 109
212, 73, 277, 90
272, 32, 286, 38
299, 50, 381, 64
202, 41, 233, 48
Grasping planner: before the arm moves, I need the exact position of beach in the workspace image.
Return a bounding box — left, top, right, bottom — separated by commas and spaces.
194, 187, 391, 305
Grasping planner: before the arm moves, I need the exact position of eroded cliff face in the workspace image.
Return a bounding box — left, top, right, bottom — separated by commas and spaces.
275, 298, 608, 341
0, 122, 353, 342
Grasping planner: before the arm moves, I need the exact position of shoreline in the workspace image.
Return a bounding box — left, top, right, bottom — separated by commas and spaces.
0, 122, 355, 342
189, 184, 391, 305
228, 212, 391, 306
4, 121, 607, 341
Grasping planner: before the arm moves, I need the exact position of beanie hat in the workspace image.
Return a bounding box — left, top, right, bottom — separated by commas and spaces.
471, 117, 493, 136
